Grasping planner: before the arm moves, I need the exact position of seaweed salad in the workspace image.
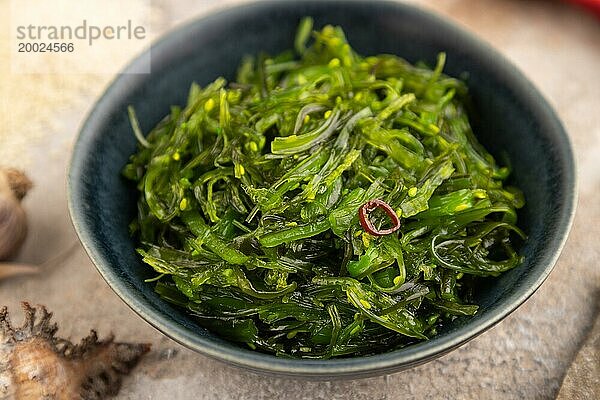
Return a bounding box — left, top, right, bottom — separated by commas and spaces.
123, 18, 526, 358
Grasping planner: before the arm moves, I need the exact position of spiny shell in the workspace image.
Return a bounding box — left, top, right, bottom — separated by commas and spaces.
0, 303, 150, 400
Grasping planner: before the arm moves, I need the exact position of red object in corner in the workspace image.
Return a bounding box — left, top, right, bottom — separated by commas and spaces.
565, 0, 600, 18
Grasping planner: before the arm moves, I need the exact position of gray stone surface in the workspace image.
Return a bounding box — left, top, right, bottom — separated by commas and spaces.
1, 0, 599, 399
557, 307, 600, 399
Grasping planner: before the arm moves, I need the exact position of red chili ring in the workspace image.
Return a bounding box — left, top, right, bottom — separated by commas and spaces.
358, 199, 401, 236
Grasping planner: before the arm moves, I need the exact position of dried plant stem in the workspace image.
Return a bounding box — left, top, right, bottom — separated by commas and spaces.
0, 263, 38, 280
0, 240, 79, 282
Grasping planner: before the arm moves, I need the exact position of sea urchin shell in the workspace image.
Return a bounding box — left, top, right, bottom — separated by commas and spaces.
0, 303, 150, 400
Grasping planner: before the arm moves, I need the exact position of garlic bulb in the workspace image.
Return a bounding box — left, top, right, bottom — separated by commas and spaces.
0, 168, 32, 260
0, 303, 151, 399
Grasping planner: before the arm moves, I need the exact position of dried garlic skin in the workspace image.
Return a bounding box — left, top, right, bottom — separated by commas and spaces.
0, 168, 31, 261
0, 303, 150, 400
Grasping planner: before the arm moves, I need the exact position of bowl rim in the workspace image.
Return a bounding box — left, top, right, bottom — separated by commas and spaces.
68, 0, 577, 378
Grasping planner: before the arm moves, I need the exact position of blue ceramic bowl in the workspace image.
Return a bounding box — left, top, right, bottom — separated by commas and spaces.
68, 0, 576, 378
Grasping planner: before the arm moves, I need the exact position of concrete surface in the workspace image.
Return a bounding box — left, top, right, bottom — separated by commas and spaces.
1, 0, 599, 399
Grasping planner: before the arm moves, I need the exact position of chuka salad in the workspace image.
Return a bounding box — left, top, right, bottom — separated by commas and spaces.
123, 18, 526, 358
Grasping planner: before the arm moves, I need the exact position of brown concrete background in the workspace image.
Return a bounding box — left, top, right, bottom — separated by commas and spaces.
1, 1, 599, 398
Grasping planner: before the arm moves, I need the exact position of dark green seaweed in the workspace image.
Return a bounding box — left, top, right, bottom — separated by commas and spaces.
124, 18, 526, 358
